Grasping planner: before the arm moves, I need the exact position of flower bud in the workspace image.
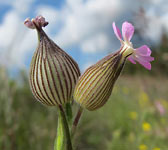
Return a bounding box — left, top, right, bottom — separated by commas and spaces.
25, 16, 80, 106
74, 50, 127, 111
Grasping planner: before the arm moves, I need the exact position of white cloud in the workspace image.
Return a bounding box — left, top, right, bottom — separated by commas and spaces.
140, 0, 168, 44
0, 0, 168, 70
0, 10, 37, 69
54, 0, 121, 49
0, 0, 35, 69
12, 0, 34, 14
0, 0, 33, 14
36, 6, 60, 27
0, 11, 20, 49
81, 32, 109, 53
0, 11, 21, 67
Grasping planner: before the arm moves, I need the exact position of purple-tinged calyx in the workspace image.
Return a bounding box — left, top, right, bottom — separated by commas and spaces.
113, 22, 154, 70
24, 15, 48, 29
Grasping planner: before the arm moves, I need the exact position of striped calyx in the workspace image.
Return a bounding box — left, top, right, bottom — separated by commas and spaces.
74, 50, 128, 111
25, 16, 80, 106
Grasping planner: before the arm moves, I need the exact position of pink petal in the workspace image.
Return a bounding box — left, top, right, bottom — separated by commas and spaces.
128, 56, 136, 64
112, 22, 122, 41
155, 101, 166, 115
24, 18, 35, 29
138, 55, 154, 62
136, 45, 151, 56
35, 15, 48, 27
137, 59, 151, 70
122, 22, 134, 41
26, 15, 49, 29
128, 50, 154, 70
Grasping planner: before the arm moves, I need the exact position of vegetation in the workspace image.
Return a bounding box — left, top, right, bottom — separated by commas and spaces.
0, 67, 168, 150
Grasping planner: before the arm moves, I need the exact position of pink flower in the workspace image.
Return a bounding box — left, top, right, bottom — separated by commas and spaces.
155, 101, 166, 116
113, 22, 154, 70
24, 15, 48, 29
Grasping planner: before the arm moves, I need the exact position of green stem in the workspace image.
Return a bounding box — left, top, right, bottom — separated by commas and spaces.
71, 106, 84, 138
65, 102, 73, 126
58, 105, 73, 150
54, 110, 65, 150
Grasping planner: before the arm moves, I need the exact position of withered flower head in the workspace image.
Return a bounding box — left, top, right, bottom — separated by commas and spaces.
24, 16, 80, 106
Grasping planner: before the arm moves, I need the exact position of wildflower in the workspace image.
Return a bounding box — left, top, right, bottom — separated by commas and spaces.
140, 92, 149, 102
24, 16, 80, 106
139, 92, 150, 107
129, 111, 138, 120
122, 87, 129, 95
161, 118, 166, 125
74, 21, 154, 111
160, 98, 168, 109
128, 132, 135, 142
113, 22, 154, 70
153, 148, 160, 150
139, 144, 148, 150
155, 101, 165, 115
142, 122, 151, 132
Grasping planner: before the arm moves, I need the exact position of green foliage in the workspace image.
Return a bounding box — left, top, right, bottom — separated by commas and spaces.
0, 68, 58, 150
0, 68, 168, 150
73, 76, 168, 150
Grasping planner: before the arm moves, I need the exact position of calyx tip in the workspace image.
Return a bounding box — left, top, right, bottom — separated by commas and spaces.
24, 15, 49, 30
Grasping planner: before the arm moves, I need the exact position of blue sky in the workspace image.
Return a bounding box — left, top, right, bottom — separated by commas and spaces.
0, 0, 168, 75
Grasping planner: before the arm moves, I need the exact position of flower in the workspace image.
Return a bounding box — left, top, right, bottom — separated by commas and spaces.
113, 22, 154, 70
74, 21, 154, 111
153, 148, 160, 150
24, 16, 48, 29
155, 101, 166, 115
139, 91, 150, 108
129, 111, 138, 120
142, 122, 151, 132
24, 16, 80, 106
139, 144, 148, 150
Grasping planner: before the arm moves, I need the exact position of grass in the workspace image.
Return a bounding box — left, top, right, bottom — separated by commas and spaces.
75, 75, 168, 150
0, 68, 168, 150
